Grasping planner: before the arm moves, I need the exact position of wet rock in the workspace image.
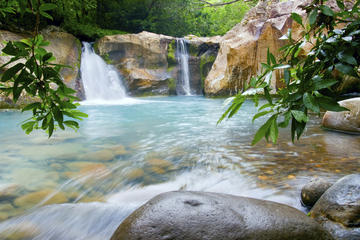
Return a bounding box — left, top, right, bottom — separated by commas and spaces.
14, 189, 68, 209
110, 145, 128, 156
111, 191, 333, 240
126, 169, 145, 180
79, 149, 116, 162
310, 174, 360, 240
147, 158, 172, 168
0, 185, 20, 202
322, 98, 360, 134
301, 177, 333, 207
0, 222, 40, 240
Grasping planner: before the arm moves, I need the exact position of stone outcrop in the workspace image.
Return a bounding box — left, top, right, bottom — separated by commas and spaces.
310, 174, 360, 240
111, 191, 333, 240
96, 31, 219, 96
322, 97, 360, 134
301, 177, 334, 208
204, 0, 309, 96
0, 29, 83, 107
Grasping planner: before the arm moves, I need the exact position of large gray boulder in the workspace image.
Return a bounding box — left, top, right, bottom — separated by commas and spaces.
111, 191, 333, 240
310, 174, 360, 240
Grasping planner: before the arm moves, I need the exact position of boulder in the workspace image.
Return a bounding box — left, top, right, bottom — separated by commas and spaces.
310, 174, 360, 240
0, 29, 83, 108
301, 177, 334, 208
204, 1, 307, 96
96, 32, 219, 96
111, 191, 333, 240
322, 98, 360, 134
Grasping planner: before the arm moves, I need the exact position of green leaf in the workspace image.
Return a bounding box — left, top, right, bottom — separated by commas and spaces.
22, 102, 41, 112
39, 3, 57, 11
64, 120, 79, 129
269, 117, 279, 144
1, 41, 18, 56
336, 0, 345, 10
291, 110, 309, 123
40, 11, 53, 20
335, 63, 356, 76
317, 97, 348, 112
1, 63, 24, 82
303, 93, 320, 113
264, 87, 272, 104
337, 51, 357, 65
252, 110, 273, 123
309, 9, 318, 26
48, 117, 54, 138
291, 13, 303, 27
284, 68, 290, 86
259, 103, 273, 111
252, 116, 275, 145
320, 5, 334, 16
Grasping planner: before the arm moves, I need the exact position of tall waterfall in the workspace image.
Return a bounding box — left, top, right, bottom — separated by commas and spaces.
80, 42, 127, 103
176, 38, 192, 96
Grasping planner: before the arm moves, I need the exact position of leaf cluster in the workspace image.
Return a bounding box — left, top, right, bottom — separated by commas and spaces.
0, 1, 87, 137
219, 0, 359, 145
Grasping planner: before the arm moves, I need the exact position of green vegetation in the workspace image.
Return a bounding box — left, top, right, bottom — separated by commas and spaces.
0, 1, 87, 137
219, 0, 360, 144
0, 0, 256, 40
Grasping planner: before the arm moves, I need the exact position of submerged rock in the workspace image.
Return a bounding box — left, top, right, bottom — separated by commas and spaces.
322, 97, 360, 134
14, 189, 68, 209
301, 177, 333, 208
111, 191, 333, 240
310, 174, 360, 240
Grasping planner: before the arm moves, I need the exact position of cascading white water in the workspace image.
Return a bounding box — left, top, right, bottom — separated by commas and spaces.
176, 38, 192, 96
81, 42, 127, 103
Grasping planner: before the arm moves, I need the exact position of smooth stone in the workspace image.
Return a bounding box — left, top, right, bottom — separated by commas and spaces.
126, 169, 145, 180
147, 158, 172, 168
79, 149, 115, 162
110, 145, 128, 155
310, 174, 360, 240
0, 184, 20, 202
0, 203, 15, 212
322, 97, 360, 134
301, 177, 333, 207
111, 191, 333, 240
14, 189, 68, 208
0, 222, 40, 240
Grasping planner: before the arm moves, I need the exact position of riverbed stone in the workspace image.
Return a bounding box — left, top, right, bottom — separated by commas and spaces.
301, 177, 333, 207
111, 191, 333, 240
322, 98, 360, 134
310, 174, 360, 240
0, 184, 20, 202
14, 189, 68, 209
79, 149, 116, 162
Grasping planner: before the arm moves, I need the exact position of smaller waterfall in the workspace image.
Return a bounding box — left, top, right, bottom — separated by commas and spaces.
81, 42, 127, 103
176, 38, 192, 96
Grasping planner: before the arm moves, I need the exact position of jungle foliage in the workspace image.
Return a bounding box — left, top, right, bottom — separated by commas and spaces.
219, 0, 360, 144
0, 0, 256, 40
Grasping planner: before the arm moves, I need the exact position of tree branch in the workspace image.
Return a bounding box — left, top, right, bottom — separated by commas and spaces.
195, 0, 256, 7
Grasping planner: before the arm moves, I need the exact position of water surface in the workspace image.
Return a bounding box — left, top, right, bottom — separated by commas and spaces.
0, 96, 359, 239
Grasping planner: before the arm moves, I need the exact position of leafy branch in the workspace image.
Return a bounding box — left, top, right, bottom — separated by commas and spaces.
0, 0, 87, 137
219, 0, 359, 145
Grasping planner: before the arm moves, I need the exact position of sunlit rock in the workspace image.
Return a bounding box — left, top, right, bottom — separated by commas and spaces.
322, 98, 360, 134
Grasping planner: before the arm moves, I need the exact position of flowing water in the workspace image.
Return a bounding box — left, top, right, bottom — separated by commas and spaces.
0, 97, 359, 239
176, 38, 192, 96
0, 44, 359, 239
80, 42, 128, 104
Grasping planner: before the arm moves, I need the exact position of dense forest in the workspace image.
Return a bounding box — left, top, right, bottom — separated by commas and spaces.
0, 0, 257, 40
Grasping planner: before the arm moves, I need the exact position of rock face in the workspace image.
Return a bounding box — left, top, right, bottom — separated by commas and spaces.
322, 98, 360, 134
0, 29, 83, 107
96, 31, 219, 96
204, 0, 309, 96
111, 191, 333, 240
310, 174, 360, 240
301, 178, 334, 208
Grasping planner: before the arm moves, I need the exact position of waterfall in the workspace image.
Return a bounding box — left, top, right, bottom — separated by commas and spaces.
176, 38, 192, 96
80, 42, 127, 103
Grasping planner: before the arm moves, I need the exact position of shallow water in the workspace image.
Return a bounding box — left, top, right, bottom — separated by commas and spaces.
0, 96, 359, 239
